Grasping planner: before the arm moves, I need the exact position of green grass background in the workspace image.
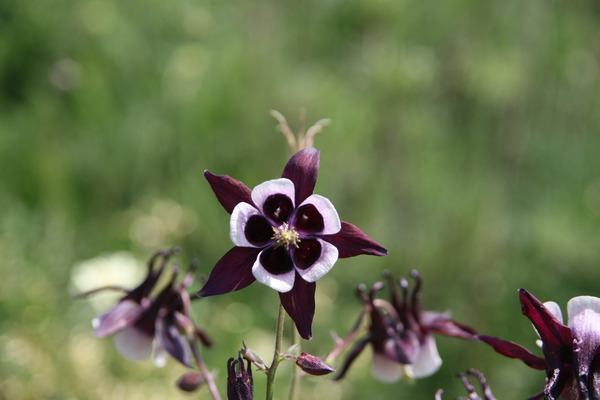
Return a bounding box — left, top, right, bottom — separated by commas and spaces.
1, 0, 600, 398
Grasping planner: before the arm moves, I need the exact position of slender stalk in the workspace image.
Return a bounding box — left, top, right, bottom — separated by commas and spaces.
266, 303, 286, 400
288, 327, 300, 400
192, 344, 222, 400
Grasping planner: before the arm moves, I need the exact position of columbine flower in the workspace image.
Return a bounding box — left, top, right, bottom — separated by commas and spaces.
199, 147, 387, 339
479, 289, 600, 400
91, 250, 211, 367
335, 271, 477, 382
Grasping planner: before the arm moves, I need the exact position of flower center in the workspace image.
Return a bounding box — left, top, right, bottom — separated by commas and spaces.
272, 223, 300, 251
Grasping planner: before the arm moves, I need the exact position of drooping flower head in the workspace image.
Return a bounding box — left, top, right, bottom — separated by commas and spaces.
479, 289, 600, 400
199, 148, 387, 339
335, 271, 477, 382
91, 250, 211, 367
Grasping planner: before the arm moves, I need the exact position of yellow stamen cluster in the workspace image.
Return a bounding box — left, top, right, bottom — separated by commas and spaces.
272, 223, 300, 251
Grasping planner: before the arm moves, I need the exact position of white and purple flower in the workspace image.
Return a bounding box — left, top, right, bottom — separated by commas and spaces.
334, 271, 478, 382
480, 289, 600, 400
91, 250, 211, 367
199, 148, 387, 339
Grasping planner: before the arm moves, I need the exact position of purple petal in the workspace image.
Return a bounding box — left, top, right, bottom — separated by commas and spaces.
392, 331, 421, 364
251, 178, 295, 220
197, 247, 259, 297
156, 314, 192, 367
281, 147, 319, 205
204, 170, 253, 214
323, 221, 387, 258
279, 274, 316, 340
295, 194, 341, 235
478, 335, 546, 370
230, 202, 264, 247
294, 239, 338, 282
94, 299, 145, 338
519, 289, 572, 348
252, 249, 296, 292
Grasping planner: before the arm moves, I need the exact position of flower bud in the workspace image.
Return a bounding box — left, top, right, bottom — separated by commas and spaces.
227, 355, 253, 400
176, 372, 205, 392
295, 352, 335, 376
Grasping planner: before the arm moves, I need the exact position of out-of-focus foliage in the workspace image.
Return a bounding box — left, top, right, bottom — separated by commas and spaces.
1, 0, 599, 399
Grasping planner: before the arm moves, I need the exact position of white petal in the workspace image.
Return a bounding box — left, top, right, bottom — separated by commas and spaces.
230, 202, 263, 247
295, 239, 338, 282
252, 251, 295, 292
251, 178, 295, 214
411, 334, 442, 378
114, 326, 154, 361
371, 352, 404, 383
567, 296, 600, 336
153, 345, 168, 367
543, 301, 564, 323
297, 194, 341, 234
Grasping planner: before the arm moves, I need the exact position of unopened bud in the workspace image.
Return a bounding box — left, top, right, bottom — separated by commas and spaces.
176, 371, 205, 392
295, 352, 335, 376
227, 355, 253, 400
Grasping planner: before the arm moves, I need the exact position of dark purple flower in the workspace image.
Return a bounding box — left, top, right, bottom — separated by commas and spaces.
227, 354, 254, 400
93, 250, 211, 367
479, 289, 600, 400
199, 148, 387, 339
335, 271, 477, 382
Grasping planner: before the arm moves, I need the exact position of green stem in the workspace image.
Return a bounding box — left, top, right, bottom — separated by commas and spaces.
288, 327, 300, 400
266, 303, 286, 400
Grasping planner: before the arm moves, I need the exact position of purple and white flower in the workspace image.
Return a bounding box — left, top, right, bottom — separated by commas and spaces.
335, 271, 478, 382
480, 289, 600, 400
199, 148, 387, 339
92, 250, 211, 367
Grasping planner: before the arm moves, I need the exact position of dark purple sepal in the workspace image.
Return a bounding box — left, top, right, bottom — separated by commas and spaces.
519, 289, 572, 348
156, 315, 193, 367
204, 170, 253, 214
281, 147, 319, 205
279, 274, 316, 340
195, 328, 213, 348
427, 317, 478, 341
94, 300, 145, 338
478, 335, 546, 370
197, 247, 259, 297
323, 221, 387, 258
333, 337, 371, 380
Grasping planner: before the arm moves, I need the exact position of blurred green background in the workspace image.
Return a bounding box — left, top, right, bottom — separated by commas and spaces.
1, 0, 600, 398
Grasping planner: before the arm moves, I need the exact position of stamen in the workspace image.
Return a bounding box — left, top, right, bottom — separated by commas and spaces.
271, 223, 300, 251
